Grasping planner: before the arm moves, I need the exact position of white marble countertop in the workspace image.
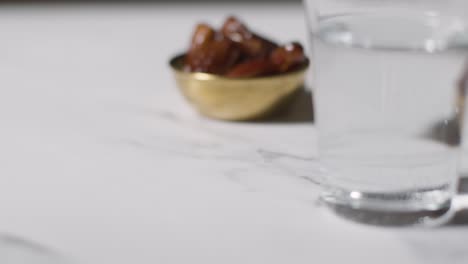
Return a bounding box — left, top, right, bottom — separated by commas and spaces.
0, 2, 468, 264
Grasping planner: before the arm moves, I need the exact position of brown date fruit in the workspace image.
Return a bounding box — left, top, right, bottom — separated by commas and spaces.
270, 42, 307, 73
226, 58, 277, 78
185, 36, 241, 74
183, 17, 308, 76
221, 16, 252, 41
189, 23, 216, 49
221, 16, 278, 59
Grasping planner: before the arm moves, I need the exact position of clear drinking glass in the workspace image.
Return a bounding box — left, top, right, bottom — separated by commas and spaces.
304, 0, 468, 226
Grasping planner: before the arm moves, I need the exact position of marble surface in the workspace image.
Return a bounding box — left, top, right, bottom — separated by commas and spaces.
0, 3, 467, 264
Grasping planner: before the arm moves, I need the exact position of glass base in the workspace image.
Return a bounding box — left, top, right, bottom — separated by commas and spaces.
0, 235, 68, 264
321, 188, 456, 227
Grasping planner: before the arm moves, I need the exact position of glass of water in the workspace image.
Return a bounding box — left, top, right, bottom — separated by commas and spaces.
304, 0, 468, 226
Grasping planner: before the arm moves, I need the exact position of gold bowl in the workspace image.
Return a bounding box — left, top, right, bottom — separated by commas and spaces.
169, 54, 309, 121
